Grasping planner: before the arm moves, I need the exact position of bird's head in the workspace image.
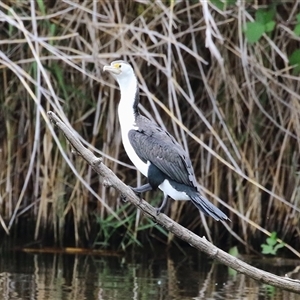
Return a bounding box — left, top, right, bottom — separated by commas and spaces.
103, 60, 134, 82
103, 60, 138, 106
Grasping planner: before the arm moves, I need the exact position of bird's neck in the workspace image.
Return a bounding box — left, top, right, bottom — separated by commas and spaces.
117, 75, 140, 130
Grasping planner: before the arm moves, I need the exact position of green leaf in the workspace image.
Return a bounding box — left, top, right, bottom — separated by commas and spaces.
37, 0, 46, 15
226, 0, 236, 5
228, 246, 238, 275
296, 13, 300, 23
210, 0, 225, 10
228, 267, 237, 277
266, 237, 277, 246
49, 23, 57, 46
294, 24, 300, 36
261, 244, 272, 254
210, 0, 236, 10
245, 22, 265, 43
265, 21, 276, 33
263, 284, 276, 296
274, 243, 285, 252
266, 232, 277, 246
261, 232, 284, 255
255, 8, 275, 25
229, 246, 239, 257
255, 9, 265, 24
289, 49, 300, 73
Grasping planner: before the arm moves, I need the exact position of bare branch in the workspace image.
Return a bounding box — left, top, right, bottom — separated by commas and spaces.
47, 111, 300, 294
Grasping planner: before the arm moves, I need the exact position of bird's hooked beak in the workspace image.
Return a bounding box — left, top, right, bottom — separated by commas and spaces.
103, 62, 122, 75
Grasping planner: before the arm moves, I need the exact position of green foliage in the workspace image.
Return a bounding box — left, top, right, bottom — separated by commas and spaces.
263, 284, 276, 297
289, 49, 300, 74
261, 232, 285, 255
210, 0, 236, 11
245, 22, 265, 44
229, 245, 239, 257
244, 8, 276, 43
287, 14, 300, 74
94, 204, 142, 249
293, 14, 300, 36
293, 24, 300, 36
228, 246, 238, 276
36, 0, 46, 15
49, 23, 57, 46
93, 204, 165, 250
255, 8, 275, 26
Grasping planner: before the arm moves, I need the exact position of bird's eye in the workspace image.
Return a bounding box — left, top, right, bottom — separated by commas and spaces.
113, 63, 122, 69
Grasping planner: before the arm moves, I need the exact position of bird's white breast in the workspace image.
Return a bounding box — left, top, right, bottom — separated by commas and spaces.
118, 102, 149, 177
122, 129, 150, 177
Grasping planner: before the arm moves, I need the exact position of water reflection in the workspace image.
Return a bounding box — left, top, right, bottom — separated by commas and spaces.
0, 248, 297, 299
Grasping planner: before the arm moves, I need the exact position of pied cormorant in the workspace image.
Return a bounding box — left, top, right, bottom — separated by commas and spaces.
103, 60, 229, 221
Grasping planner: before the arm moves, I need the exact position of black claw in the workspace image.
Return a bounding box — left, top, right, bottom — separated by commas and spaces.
156, 208, 161, 216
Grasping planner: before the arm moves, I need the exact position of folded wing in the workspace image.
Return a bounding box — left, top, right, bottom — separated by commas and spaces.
128, 116, 198, 189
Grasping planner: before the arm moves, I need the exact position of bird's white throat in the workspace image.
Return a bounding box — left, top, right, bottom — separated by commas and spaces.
117, 73, 138, 132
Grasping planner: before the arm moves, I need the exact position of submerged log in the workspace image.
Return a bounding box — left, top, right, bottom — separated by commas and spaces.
48, 111, 300, 294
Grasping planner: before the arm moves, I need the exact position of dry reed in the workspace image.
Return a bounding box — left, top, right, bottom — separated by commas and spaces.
0, 0, 300, 254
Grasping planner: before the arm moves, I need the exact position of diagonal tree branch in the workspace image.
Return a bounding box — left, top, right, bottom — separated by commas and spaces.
47, 110, 300, 294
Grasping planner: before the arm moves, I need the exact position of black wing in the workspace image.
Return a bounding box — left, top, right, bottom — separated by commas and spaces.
128, 115, 198, 188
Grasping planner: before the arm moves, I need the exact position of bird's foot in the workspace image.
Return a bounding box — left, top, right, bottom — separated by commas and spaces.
130, 187, 142, 202
130, 183, 153, 196
130, 186, 142, 200
155, 203, 165, 216
155, 195, 168, 215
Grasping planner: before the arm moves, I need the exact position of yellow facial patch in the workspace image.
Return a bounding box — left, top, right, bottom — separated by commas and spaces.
112, 62, 121, 69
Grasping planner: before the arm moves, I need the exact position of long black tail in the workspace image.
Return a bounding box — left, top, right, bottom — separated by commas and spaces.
189, 193, 229, 221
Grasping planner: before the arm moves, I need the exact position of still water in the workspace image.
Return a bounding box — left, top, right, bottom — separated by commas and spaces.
0, 246, 297, 299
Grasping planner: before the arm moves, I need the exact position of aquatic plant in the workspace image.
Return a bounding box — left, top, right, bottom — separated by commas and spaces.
261, 232, 285, 255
